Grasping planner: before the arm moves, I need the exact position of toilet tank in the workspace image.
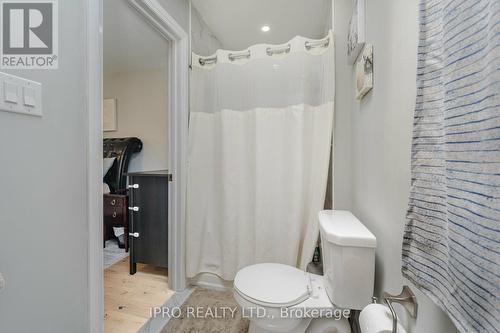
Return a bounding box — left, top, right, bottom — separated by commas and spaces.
319, 210, 376, 310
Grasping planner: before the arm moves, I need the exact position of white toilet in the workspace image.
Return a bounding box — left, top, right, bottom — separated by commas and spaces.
234, 210, 377, 333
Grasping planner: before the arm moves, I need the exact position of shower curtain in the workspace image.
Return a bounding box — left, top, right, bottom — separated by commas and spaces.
187, 32, 334, 280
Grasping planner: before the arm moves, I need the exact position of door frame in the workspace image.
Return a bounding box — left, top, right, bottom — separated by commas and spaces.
86, 0, 189, 332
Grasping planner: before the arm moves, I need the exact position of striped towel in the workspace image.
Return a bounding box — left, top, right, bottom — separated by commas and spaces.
402, 1, 500, 332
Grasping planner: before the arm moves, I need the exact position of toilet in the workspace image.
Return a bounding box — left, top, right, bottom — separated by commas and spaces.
234, 210, 377, 333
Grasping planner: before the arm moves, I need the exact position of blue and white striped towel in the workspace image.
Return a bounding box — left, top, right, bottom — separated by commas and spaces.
402, 1, 500, 332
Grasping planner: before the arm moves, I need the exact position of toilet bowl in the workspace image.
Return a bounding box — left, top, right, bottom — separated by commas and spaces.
233, 210, 377, 333
234, 263, 350, 333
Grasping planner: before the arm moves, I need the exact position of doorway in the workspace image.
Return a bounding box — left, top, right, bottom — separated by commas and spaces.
102, 0, 171, 331
86, 0, 189, 332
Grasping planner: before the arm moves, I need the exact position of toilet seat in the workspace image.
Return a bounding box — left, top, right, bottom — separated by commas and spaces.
234, 263, 311, 308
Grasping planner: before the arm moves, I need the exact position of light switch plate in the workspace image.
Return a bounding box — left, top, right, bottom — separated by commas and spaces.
23, 86, 37, 106
4, 81, 18, 103
0, 273, 4, 292
0, 72, 42, 117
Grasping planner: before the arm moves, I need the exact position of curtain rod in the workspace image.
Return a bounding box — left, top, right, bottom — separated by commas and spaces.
228, 50, 251, 61
266, 44, 291, 56
197, 36, 330, 66
305, 37, 330, 50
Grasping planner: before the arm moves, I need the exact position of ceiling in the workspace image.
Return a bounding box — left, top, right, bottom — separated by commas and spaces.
191, 0, 332, 51
104, 0, 168, 76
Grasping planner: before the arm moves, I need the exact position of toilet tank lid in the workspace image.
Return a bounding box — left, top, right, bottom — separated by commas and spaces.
319, 210, 377, 248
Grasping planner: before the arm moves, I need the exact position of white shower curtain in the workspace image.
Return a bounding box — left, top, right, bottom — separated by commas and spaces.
187, 32, 335, 280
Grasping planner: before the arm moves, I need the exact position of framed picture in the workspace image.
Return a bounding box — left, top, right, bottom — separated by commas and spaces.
347, 0, 366, 64
103, 98, 117, 132
356, 44, 373, 100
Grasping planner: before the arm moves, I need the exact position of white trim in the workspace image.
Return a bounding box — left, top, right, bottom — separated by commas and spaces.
86, 1, 103, 333
87, 0, 189, 331
331, 0, 335, 209
189, 0, 193, 67
128, 0, 189, 293
331, 0, 334, 33
137, 288, 194, 333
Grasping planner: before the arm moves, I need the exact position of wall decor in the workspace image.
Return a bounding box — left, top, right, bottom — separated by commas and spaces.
103, 98, 117, 132
347, 0, 366, 64
355, 44, 373, 100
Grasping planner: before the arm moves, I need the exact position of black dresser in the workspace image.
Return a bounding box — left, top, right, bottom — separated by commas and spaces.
126, 170, 171, 274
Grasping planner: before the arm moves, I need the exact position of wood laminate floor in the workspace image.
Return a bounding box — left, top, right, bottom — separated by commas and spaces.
104, 257, 174, 333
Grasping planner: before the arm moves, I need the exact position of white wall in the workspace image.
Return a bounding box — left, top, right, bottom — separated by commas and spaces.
0, 1, 88, 332
332, 0, 352, 210
0, 1, 190, 332
158, 0, 190, 32
191, 6, 223, 56
104, 69, 168, 172
334, 0, 459, 332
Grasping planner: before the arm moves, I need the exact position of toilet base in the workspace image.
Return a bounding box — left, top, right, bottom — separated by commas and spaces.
248, 318, 311, 333
306, 318, 351, 333
248, 317, 350, 333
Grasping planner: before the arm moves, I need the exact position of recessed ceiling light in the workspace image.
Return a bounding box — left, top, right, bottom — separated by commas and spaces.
261, 25, 270, 32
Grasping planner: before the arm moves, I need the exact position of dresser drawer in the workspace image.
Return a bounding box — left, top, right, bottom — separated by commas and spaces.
103, 193, 129, 251
104, 195, 125, 208
103, 194, 128, 227
128, 173, 169, 271
104, 208, 125, 223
